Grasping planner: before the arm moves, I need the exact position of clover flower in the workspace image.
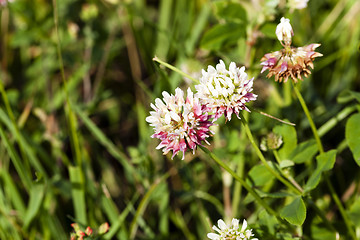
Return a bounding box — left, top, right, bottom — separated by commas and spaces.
207, 218, 259, 240
146, 88, 213, 160
261, 18, 322, 83
260, 43, 322, 83
195, 60, 257, 121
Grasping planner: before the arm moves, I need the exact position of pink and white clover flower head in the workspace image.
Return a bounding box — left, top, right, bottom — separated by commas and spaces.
261, 43, 322, 83
207, 218, 259, 240
261, 16, 322, 83
195, 60, 257, 122
146, 88, 213, 160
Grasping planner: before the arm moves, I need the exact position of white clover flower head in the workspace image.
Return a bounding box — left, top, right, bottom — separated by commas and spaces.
195, 60, 257, 122
146, 88, 213, 160
207, 218, 259, 240
288, 0, 309, 11
276, 17, 294, 46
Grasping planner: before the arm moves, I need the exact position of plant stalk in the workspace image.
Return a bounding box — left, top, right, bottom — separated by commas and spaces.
238, 112, 302, 195
292, 82, 356, 240
199, 146, 278, 217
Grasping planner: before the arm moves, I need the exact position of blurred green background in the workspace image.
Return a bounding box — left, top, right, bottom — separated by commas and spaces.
0, 0, 359, 239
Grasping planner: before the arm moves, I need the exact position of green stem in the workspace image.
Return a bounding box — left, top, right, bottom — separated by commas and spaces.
0, 79, 31, 175
238, 112, 302, 195
153, 56, 199, 84
318, 105, 357, 137
52, 0, 82, 166
129, 172, 170, 239
325, 174, 356, 239
292, 83, 324, 153
292, 82, 356, 240
273, 150, 304, 193
305, 199, 336, 232
199, 146, 278, 217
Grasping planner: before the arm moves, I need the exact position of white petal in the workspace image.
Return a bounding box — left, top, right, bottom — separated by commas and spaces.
232, 218, 240, 228
276, 17, 293, 42
170, 111, 181, 122
145, 116, 156, 123
241, 219, 247, 232
207, 233, 220, 240
164, 113, 171, 125
217, 219, 227, 231
212, 225, 221, 233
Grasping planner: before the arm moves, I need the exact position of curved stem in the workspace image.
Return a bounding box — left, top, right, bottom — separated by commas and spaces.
273, 150, 304, 193
52, 0, 82, 166
199, 146, 278, 217
292, 82, 357, 240
292, 83, 324, 153
153, 56, 199, 84
238, 112, 302, 195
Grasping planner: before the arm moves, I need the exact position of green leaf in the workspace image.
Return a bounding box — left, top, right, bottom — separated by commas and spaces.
273, 124, 297, 161
348, 197, 360, 227
345, 113, 360, 166
290, 140, 318, 164
260, 23, 277, 39
200, 22, 245, 51
73, 105, 138, 181
23, 183, 45, 229
280, 197, 306, 225
304, 150, 337, 192
247, 164, 275, 187
279, 160, 295, 169
69, 166, 87, 225
311, 224, 336, 240
214, 1, 247, 23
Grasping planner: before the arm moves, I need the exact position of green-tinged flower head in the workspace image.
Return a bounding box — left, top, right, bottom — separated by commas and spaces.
260, 132, 283, 151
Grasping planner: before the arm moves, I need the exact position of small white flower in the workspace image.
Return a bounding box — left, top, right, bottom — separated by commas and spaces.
288, 0, 309, 11
276, 17, 294, 45
195, 60, 257, 122
207, 218, 259, 240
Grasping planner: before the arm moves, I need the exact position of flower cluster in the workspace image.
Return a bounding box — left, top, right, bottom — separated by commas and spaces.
195, 60, 257, 121
207, 218, 258, 240
146, 88, 214, 160
260, 17, 322, 83
147, 60, 258, 159
70, 222, 109, 240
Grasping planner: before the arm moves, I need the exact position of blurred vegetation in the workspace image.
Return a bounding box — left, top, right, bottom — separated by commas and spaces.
0, 0, 359, 239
